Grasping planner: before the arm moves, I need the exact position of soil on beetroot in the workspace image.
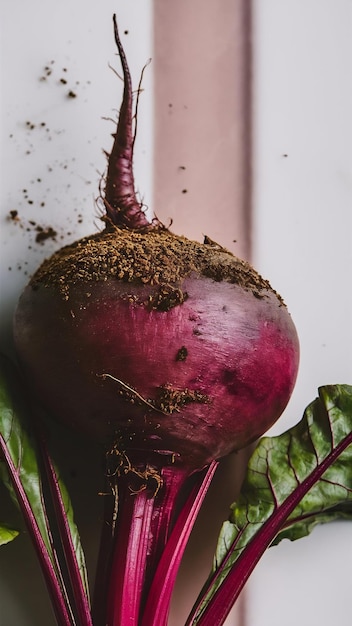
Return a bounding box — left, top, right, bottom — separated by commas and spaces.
154, 383, 210, 414
101, 377, 211, 415
29, 226, 282, 308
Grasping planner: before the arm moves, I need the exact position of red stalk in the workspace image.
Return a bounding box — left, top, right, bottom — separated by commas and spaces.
185, 430, 352, 626
91, 485, 116, 626
105, 457, 190, 626
0, 435, 74, 626
106, 485, 155, 625
146, 465, 194, 575
95, 446, 217, 626
38, 442, 93, 626
141, 461, 219, 626
102, 456, 218, 626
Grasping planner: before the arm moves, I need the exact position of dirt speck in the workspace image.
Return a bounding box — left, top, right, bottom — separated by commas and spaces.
176, 346, 188, 362
35, 226, 58, 244
8, 210, 20, 222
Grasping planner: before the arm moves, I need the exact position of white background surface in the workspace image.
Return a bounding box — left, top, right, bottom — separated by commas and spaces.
1, 1, 352, 625
249, 2, 352, 624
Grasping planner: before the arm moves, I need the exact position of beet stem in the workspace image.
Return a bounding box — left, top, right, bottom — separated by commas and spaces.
38, 439, 92, 626
105, 461, 190, 625
106, 486, 154, 625
141, 461, 219, 626
103, 15, 151, 230
0, 437, 74, 626
91, 484, 116, 626
99, 452, 218, 626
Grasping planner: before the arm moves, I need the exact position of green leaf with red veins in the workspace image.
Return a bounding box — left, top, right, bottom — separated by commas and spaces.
187, 385, 352, 626
222, 385, 352, 556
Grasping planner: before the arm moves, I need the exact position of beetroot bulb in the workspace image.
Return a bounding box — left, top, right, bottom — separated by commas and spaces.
13, 17, 299, 473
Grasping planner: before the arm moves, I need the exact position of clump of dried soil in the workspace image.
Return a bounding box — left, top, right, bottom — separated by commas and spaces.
30, 224, 280, 304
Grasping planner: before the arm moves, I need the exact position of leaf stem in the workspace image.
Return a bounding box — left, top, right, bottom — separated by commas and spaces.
186, 429, 352, 626
141, 461, 218, 626
106, 483, 155, 625
39, 441, 93, 626
0, 435, 74, 626
91, 484, 116, 626
104, 456, 190, 626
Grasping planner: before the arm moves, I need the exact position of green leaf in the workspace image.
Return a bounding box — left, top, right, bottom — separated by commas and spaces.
0, 356, 55, 561
187, 385, 352, 625
0, 523, 19, 545
215, 385, 352, 568
222, 385, 352, 559
0, 355, 91, 625
272, 504, 352, 545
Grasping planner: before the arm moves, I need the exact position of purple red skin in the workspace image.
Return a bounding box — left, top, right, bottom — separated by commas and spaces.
14, 274, 299, 470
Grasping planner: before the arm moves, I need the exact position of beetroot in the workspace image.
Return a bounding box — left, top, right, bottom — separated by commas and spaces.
14, 231, 298, 469
13, 16, 299, 472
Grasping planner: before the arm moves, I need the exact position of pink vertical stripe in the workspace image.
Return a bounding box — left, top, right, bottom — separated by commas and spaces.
153, 1, 252, 625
